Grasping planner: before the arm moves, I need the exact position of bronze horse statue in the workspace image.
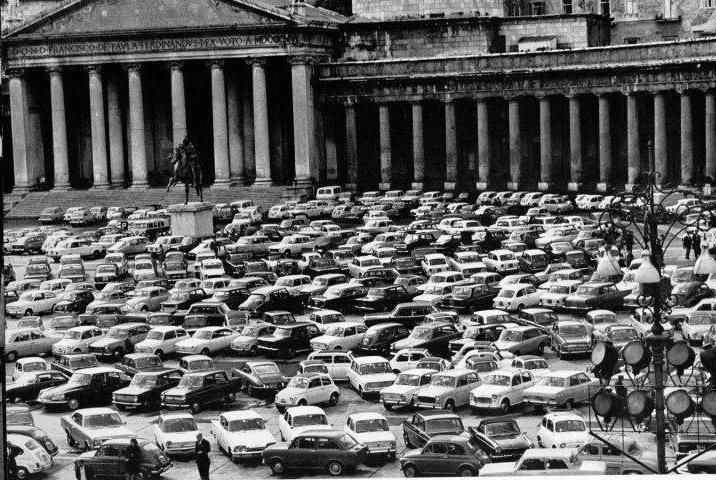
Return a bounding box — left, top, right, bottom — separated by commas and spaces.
167, 138, 203, 204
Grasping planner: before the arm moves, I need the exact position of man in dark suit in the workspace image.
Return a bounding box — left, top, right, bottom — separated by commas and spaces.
194, 433, 211, 480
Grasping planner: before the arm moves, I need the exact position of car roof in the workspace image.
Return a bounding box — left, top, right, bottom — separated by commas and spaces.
180, 354, 212, 361
545, 370, 585, 378
434, 368, 473, 377
70, 366, 122, 375
544, 411, 585, 420
353, 356, 389, 364
221, 410, 263, 421
474, 309, 509, 316
521, 448, 575, 459
417, 409, 458, 419
185, 369, 224, 377
159, 411, 195, 420
286, 406, 326, 415
73, 407, 118, 415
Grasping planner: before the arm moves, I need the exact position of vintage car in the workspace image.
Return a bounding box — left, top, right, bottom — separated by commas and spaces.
39, 366, 130, 411
175, 326, 239, 356
75, 437, 172, 479
389, 348, 430, 373
309, 283, 369, 311
399, 434, 487, 477
7, 370, 69, 404
12, 356, 48, 381
347, 356, 397, 398
491, 325, 549, 356
51, 326, 104, 357
277, 406, 332, 443
363, 302, 437, 329
563, 282, 626, 310
151, 412, 198, 456
6, 291, 62, 317
390, 322, 462, 357
467, 418, 533, 461
239, 286, 307, 317
114, 353, 163, 377
480, 448, 607, 476
211, 410, 276, 462
112, 368, 182, 410
550, 320, 594, 358
379, 368, 434, 410
87, 322, 151, 361
310, 321, 367, 351
343, 412, 396, 458
402, 410, 464, 449
177, 354, 214, 374
509, 355, 550, 378
439, 283, 497, 312
585, 309, 619, 339
132, 326, 190, 359
358, 323, 410, 355
257, 322, 322, 358
50, 353, 100, 377
6, 434, 51, 478
159, 288, 209, 314
230, 323, 276, 355
8, 424, 58, 458
52, 290, 95, 314
263, 429, 368, 476
413, 369, 481, 411
449, 324, 510, 361
160, 369, 242, 413
523, 370, 600, 410
306, 351, 354, 381
576, 438, 658, 474
122, 287, 170, 313
274, 372, 340, 411
469, 369, 536, 413
536, 411, 589, 448
353, 285, 415, 312
5, 328, 60, 362
61, 407, 134, 450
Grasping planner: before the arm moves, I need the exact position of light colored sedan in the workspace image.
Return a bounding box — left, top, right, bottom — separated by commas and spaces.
5, 328, 61, 362
176, 327, 240, 356
6, 290, 61, 317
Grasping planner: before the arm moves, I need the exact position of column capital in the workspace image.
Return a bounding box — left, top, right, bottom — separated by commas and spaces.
676, 85, 692, 95
207, 59, 225, 69
167, 61, 184, 71
504, 94, 523, 102
535, 92, 550, 100
86, 64, 103, 75
288, 55, 317, 66
343, 96, 358, 107
440, 95, 455, 104
123, 63, 142, 72
565, 91, 582, 99
246, 57, 267, 67
46, 65, 63, 75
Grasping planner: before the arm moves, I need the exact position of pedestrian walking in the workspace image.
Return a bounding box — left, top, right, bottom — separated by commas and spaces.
683, 234, 693, 260
692, 232, 702, 258
194, 433, 211, 480
124, 438, 142, 480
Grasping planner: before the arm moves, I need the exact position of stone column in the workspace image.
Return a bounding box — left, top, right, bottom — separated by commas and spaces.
48, 67, 70, 190
88, 66, 109, 189
654, 91, 667, 182
127, 64, 148, 188
706, 90, 716, 183
291, 58, 318, 186
8, 70, 33, 193
378, 104, 392, 190
250, 59, 271, 184
412, 102, 425, 190
210, 61, 230, 187
226, 68, 244, 185
567, 94, 583, 191
345, 100, 358, 191
106, 72, 125, 188
680, 90, 694, 187
508, 97, 521, 190
626, 92, 640, 190
476, 98, 491, 190
169, 62, 187, 148
538, 95, 552, 191
241, 79, 255, 180
444, 99, 457, 191
597, 93, 612, 192
324, 105, 338, 182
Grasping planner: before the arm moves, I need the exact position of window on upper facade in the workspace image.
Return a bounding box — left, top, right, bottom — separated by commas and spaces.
601, 0, 611, 15
625, 37, 640, 44
704, 0, 715, 7
531, 1, 545, 15
509, 3, 520, 16
663, 0, 676, 18
625, 0, 638, 14
563, 0, 573, 13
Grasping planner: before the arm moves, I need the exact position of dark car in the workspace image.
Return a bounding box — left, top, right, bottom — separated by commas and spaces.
75, 438, 172, 479
363, 302, 437, 329
114, 353, 164, 377
50, 353, 100, 377
257, 322, 321, 358
182, 302, 243, 333
391, 322, 462, 357
438, 283, 497, 313
211, 286, 251, 310
160, 288, 209, 313
467, 418, 533, 461
161, 369, 242, 413
563, 282, 627, 310
7, 370, 69, 404
303, 257, 343, 278
23, 263, 52, 281
393, 257, 425, 276
239, 286, 307, 318
309, 283, 368, 311
550, 321, 594, 359
260, 310, 297, 326
358, 323, 411, 355
402, 410, 464, 449
112, 368, 183, 410
146, 312, 183, 327
93, 264, 122, 290
263, 430, 368, 476
7, 424, 59, 457
232, 360, 287, 397
38, 366, 130, 410
448, 324, 510, 356
53, 290, 95, 314
399, 434, 487, 477
670, 281, 713, 308
353, 285, 415, 312
162, 251, 188, 281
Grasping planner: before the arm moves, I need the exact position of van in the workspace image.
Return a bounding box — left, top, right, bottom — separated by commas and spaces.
316, 186, 343, 201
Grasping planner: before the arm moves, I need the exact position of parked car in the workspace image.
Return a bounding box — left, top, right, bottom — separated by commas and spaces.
379, 368, 434, 410
344, 412, 396, 458
399, 433, 487, 477
112, 368, 183, 411
523, 370, 600, 410
576, 438, 658, 474
233, 360, 287, 397
74, 437, 172, 478
536, 411, 589, 448
38, 366, 130, 411
469, 368, 536, 413
161, 369, 242, 413
467, 418, 533, 462
5, 328, 60, 362
402, 410, 464, 449
61, 407, 134, 450
413, 369, 481, 411
87, 323, 151, 361
491, 326, 550, 356
257, 322, 321, 358
480, 448, 607, 476
7, 370, 69, 404
211, 410, 276, 462
274, 372, 340, 411
550, 320, 594, 358
50, 353, 100, 377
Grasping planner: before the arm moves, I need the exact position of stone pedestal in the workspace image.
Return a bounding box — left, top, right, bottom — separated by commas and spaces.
568, 182, 584, 192
507, 182, 519, 191
597, 182, 611, 192
475, 182, 489, 191
443, 182, 456, 191
538, 182, 553, 191
168, 202, 213, 238
411, 182, 424, 190
284, 185, 313, 203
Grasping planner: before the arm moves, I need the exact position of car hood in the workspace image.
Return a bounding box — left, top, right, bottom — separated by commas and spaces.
276, 387, 304, 400
360, 373, 397, 383
114, 385, 153, 396
350, 430, 394, 444
472, 384, 511, 397
125, 297, 148, 306
158, 430, 197, 444
524, 385, 562, 396
392, 338, 425, 350
163, 386, 196, 396
381, 384, 418, 395
492, 340, 518, 350
221, 428, 275, 447
176, 338, 208, 348
90, 337, 122, 348
231, 335, 257, 344
485, 433, 531, 450
135, 339, 163, 348
289, 424, 332, 437
416, 385, 453, 398
84, 425, 135, 440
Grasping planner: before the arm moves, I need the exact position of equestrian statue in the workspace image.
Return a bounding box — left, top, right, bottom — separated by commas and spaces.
167, 136, 203, 204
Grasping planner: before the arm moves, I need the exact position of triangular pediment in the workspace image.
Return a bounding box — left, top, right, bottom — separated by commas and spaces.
3, 0, 298, 39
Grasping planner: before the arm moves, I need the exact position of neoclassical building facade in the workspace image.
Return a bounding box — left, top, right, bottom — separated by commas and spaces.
3, 0, 716, 195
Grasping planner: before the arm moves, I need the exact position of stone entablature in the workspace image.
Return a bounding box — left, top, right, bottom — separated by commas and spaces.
351, 0, 504, 21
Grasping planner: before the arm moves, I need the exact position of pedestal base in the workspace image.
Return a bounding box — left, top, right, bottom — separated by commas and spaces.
507, 182, 519, 191
129, 181, 149, 189
253, 178, 274, 186
230, 176, 246, 186
596, 182, 611, 192
379, 183, 392, 191
475, 182, 489, 191
444, 182, 456, 191
212, 179, 231, 188
624, 183, 637, 192
538, 182, 553, 191
90, 184, 111, 190
52, 184, 71, 191
167, 202, 214, 239
411, 182, 424, 190
110, 182, 125, 189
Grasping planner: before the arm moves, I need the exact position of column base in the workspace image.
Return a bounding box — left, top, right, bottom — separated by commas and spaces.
624, 183, 637, 192
475, 182, 489, 191
379, 182, 392, 191
596, 182, 611, 192
212, 179, 231, 189
253, 178, 274, 186
91, 183, 111, 190
411, 182, 424, 191
507, 182, 520, 191
538, 182, 553, 191
110, 182, 125, 189
52, 183, 71, 191
11, 186, 32, 195
568, 182, 584, 192
230, 176, 246, 186
346, 183, 357, 191
129, 181, 149, 189
444, 182, 456, 191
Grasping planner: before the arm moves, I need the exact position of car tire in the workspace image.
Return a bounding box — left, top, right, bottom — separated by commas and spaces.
327, 461, 343, 476
113, 349, 123, 361
444, 399, 456, 412
155, 350, 164, 361
16, 467, 29, 480
537, 343, 545, 355
201, 348, 210, 356
297, 399, 307, 406
402, 464, 418, 477
284, 250, 292, 258
383, 402, 393, 411
68, 398, 80, 411
66, 430, 76, 448
537, 436, 543, 448
564, 398, 574, 409
24, 309, 33, 316
84, 441, 92, 451
328, 393, 339, 406
500, 399, 511, 413
191, 402, 201, 414
141, 305, 149, 312
286, 347, 295, 359
246, 384, 255, 397
269, 458, 286, 475
6, 351, 18, 362
517, 304, 525, 311
359, 387, 365, 399
458, 467, 474, 477
226, 393, 236, 404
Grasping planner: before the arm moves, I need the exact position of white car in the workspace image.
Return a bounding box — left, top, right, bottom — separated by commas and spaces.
469, 368, 536, 413
379, 368, 434, 410
175, 327, 239, 356
483, 250, 519, 273
389, 348, 430, 373
274, 372, 340, 410
306, 351, 354, 381
52, 326, 104, 356
480, 448, 607, 476
6, 290, 61, 317
275, 275, 312, 294
536, 411, 590, 449
199, 277, 231, 295
412, 369, 482, 410
539, 280, 582, 308
421, 254, 450, 275
199, 259, 226, 280
278, 406, 332, 443
310, 322, 367, 351
133, 326, 190, 359
132, 258, 157, 282
12, 357, 48, 381
8, 434, 52, 478
152, 412, 199, 456
268, 205, 291, 220
268, 234, 316, 256
509, 355, 550, 379
347, 356, 397, 398
344, 412, 396, 458
211, 410, 276, 462
493, 283, 541, 311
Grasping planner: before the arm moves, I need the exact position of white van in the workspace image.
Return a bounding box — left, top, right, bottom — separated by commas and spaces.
316, 186, 343, 201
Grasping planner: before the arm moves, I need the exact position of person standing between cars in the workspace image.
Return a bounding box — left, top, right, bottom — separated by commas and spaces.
683, 234, 693, 260
692, 231, 702, 259
124, 438, 142, 480
195, 433, 211, 480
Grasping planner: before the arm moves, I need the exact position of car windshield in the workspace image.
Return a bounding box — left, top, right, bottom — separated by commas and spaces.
484, 374, 511, 386
431, 375, 457, 387
50, 318, 78, 329
169, 292, 189, 301
289, 377, 309, 388
425, 417, 463, 433
145, 330, 165, 340
163, 418, 197, 433
559, 325, 587, 336
550, 285, 571, 294
252, 363, 280, 375
130, 373, 158, 388
68, 373, 93, 385
240, 326, 261, 337
189, 305, 220, 315
466, 359, 497, 372
498, 289, 517, 298
194, 330, 215, 340
395, 374, 422, 386
355, 418, 389, 433
358, 362, 391, 375
325, 326, 347, 337
26, 265, 49, 275
500, 330, 522, 342
242, 294, 265, 308
610, 328, 637, 341
410, 327, 433, 339
84, 413, 124, 428
576, 286, 599, 296
689, 316, 714, 325
228, 418, 265, 431
672, 269, 692, 282
555, 420, 586, 432
106, 327, 128, 339
538, 376, 566, 387
272, 327, 293, 338
292, 414, 328, 427
63, 330, 84, 340
178, 376, 204, 388
484, 421, 520, 436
